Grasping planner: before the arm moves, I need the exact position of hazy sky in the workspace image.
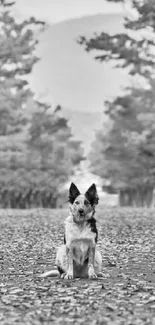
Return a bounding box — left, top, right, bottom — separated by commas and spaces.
15, 0, 123, 23
12, 0, 126, 117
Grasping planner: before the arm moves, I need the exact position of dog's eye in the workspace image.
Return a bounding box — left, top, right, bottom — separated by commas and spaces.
84, 200, 90, 206
75, 201, 79, 205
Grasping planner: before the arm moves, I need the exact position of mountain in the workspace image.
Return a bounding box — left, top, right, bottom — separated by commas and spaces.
28, 13, 128, 152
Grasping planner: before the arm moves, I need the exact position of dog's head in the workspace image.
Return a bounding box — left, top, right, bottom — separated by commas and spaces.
68, 182, 99, 223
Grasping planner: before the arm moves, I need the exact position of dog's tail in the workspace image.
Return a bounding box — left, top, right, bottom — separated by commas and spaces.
39, 269, 59, 278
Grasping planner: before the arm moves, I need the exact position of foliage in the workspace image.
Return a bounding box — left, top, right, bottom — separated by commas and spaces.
0, 0, 15, 6
0, 101, 84, 208
89, 83, 155, 206
79, 0, 155, 206
0, 3, 84, 208
79, 0, 155, 78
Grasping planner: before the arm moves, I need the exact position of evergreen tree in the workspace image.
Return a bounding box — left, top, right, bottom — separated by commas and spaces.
89, 84, 155, 206
79, 0, 155, 78
0, 2, 84, 208
80, 0, 155, 206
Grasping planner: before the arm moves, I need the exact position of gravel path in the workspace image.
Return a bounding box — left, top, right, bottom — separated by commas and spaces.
0, 208, 155, 324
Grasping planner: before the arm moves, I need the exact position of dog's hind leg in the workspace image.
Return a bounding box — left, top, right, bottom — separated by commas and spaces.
39, 245, 67, 278
94, 249, 102, 276
55, 244, 68, 276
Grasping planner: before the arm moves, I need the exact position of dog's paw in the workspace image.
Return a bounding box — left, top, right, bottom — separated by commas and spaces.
88, 269, 98, 279
61, 271, 74, 280
97, 272, 104, 278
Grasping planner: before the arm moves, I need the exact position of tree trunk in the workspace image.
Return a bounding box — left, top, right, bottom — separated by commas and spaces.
135, 186, 153, 207
119, 189, 135, 206
119, 187, 154, 207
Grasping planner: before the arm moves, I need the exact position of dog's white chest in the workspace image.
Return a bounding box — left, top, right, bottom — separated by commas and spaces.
65, 217, 96, 265
65, 218, 95, 245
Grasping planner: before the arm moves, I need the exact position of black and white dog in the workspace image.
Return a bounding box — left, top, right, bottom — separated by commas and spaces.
40, 183, 102, 279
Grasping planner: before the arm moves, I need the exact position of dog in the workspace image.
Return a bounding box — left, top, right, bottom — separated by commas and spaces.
40, 182, 102, 279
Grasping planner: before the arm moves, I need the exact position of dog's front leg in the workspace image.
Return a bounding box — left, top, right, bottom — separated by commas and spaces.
63, 246, 74, 280
88, 246, 98, 279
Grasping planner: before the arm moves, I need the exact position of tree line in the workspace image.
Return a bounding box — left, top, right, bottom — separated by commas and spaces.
0, 1, 84, 208
79, 0, 155, 207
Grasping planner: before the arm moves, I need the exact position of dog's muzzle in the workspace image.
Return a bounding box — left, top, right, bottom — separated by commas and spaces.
78, 209, 85, 216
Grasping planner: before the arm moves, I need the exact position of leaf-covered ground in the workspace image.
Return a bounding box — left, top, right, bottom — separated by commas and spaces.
1, 208, 155, 324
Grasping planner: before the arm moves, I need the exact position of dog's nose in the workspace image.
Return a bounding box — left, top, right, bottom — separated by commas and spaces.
79, 209, 84, 214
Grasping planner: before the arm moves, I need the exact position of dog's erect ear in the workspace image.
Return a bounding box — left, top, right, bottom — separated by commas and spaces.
85, 183, 99, 206
68, 182, 80, 204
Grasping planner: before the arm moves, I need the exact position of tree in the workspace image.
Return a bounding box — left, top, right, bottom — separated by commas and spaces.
0, 101, 84, 208
0, 0, 15, 6
0, 2, 84, 208
79, 0, 155, 206
25, 102, 84, 208
0, 0, 45, 157
79, 0, 155, 78
89, 84, 155, 206
0, 4, 45, 133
